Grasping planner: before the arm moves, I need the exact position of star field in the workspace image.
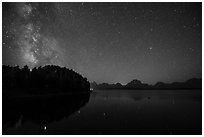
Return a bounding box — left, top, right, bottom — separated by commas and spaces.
2, 2, 202, 84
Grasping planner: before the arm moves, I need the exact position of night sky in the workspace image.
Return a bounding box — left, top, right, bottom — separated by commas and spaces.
2, 2, 202, 84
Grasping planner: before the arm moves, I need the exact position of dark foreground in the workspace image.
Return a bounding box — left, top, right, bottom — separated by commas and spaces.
3, 89, 202, 135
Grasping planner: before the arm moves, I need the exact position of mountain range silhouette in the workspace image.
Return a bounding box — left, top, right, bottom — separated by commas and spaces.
91, 78, 202, 90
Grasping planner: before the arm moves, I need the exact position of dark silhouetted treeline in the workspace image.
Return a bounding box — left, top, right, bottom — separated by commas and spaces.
91, 78, 202, 90
3, 65, 90, 95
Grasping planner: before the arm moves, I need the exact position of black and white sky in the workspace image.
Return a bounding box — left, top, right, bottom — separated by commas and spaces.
2, 2, 202, 84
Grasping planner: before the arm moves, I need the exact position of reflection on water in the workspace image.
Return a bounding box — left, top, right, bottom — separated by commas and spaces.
3, 90, 202, 135
3, 93, 90, 134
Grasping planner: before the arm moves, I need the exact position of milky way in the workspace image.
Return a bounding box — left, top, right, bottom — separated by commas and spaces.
3, 2, 202, 84
3, 3, 64, 68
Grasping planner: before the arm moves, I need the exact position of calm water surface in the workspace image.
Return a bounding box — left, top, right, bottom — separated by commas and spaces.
3, 90, 202, 135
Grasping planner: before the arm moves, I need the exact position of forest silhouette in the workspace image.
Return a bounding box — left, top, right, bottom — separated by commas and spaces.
3, 65, 90, 95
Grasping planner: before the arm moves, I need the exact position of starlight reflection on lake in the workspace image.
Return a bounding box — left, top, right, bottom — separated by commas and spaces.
3, 90, 202, 135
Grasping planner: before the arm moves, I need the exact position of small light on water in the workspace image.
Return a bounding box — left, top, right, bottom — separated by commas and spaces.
44, 126, 46, 130
103, 113, 106, 116
78, 110, 81, 114
172, 98, 175, 105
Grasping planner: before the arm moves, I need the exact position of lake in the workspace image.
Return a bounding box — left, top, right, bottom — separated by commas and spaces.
3, 89, 202, 135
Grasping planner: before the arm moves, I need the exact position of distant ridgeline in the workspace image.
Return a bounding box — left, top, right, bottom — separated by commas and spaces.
3, 65, 90, 94
91, 78, 202, 90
